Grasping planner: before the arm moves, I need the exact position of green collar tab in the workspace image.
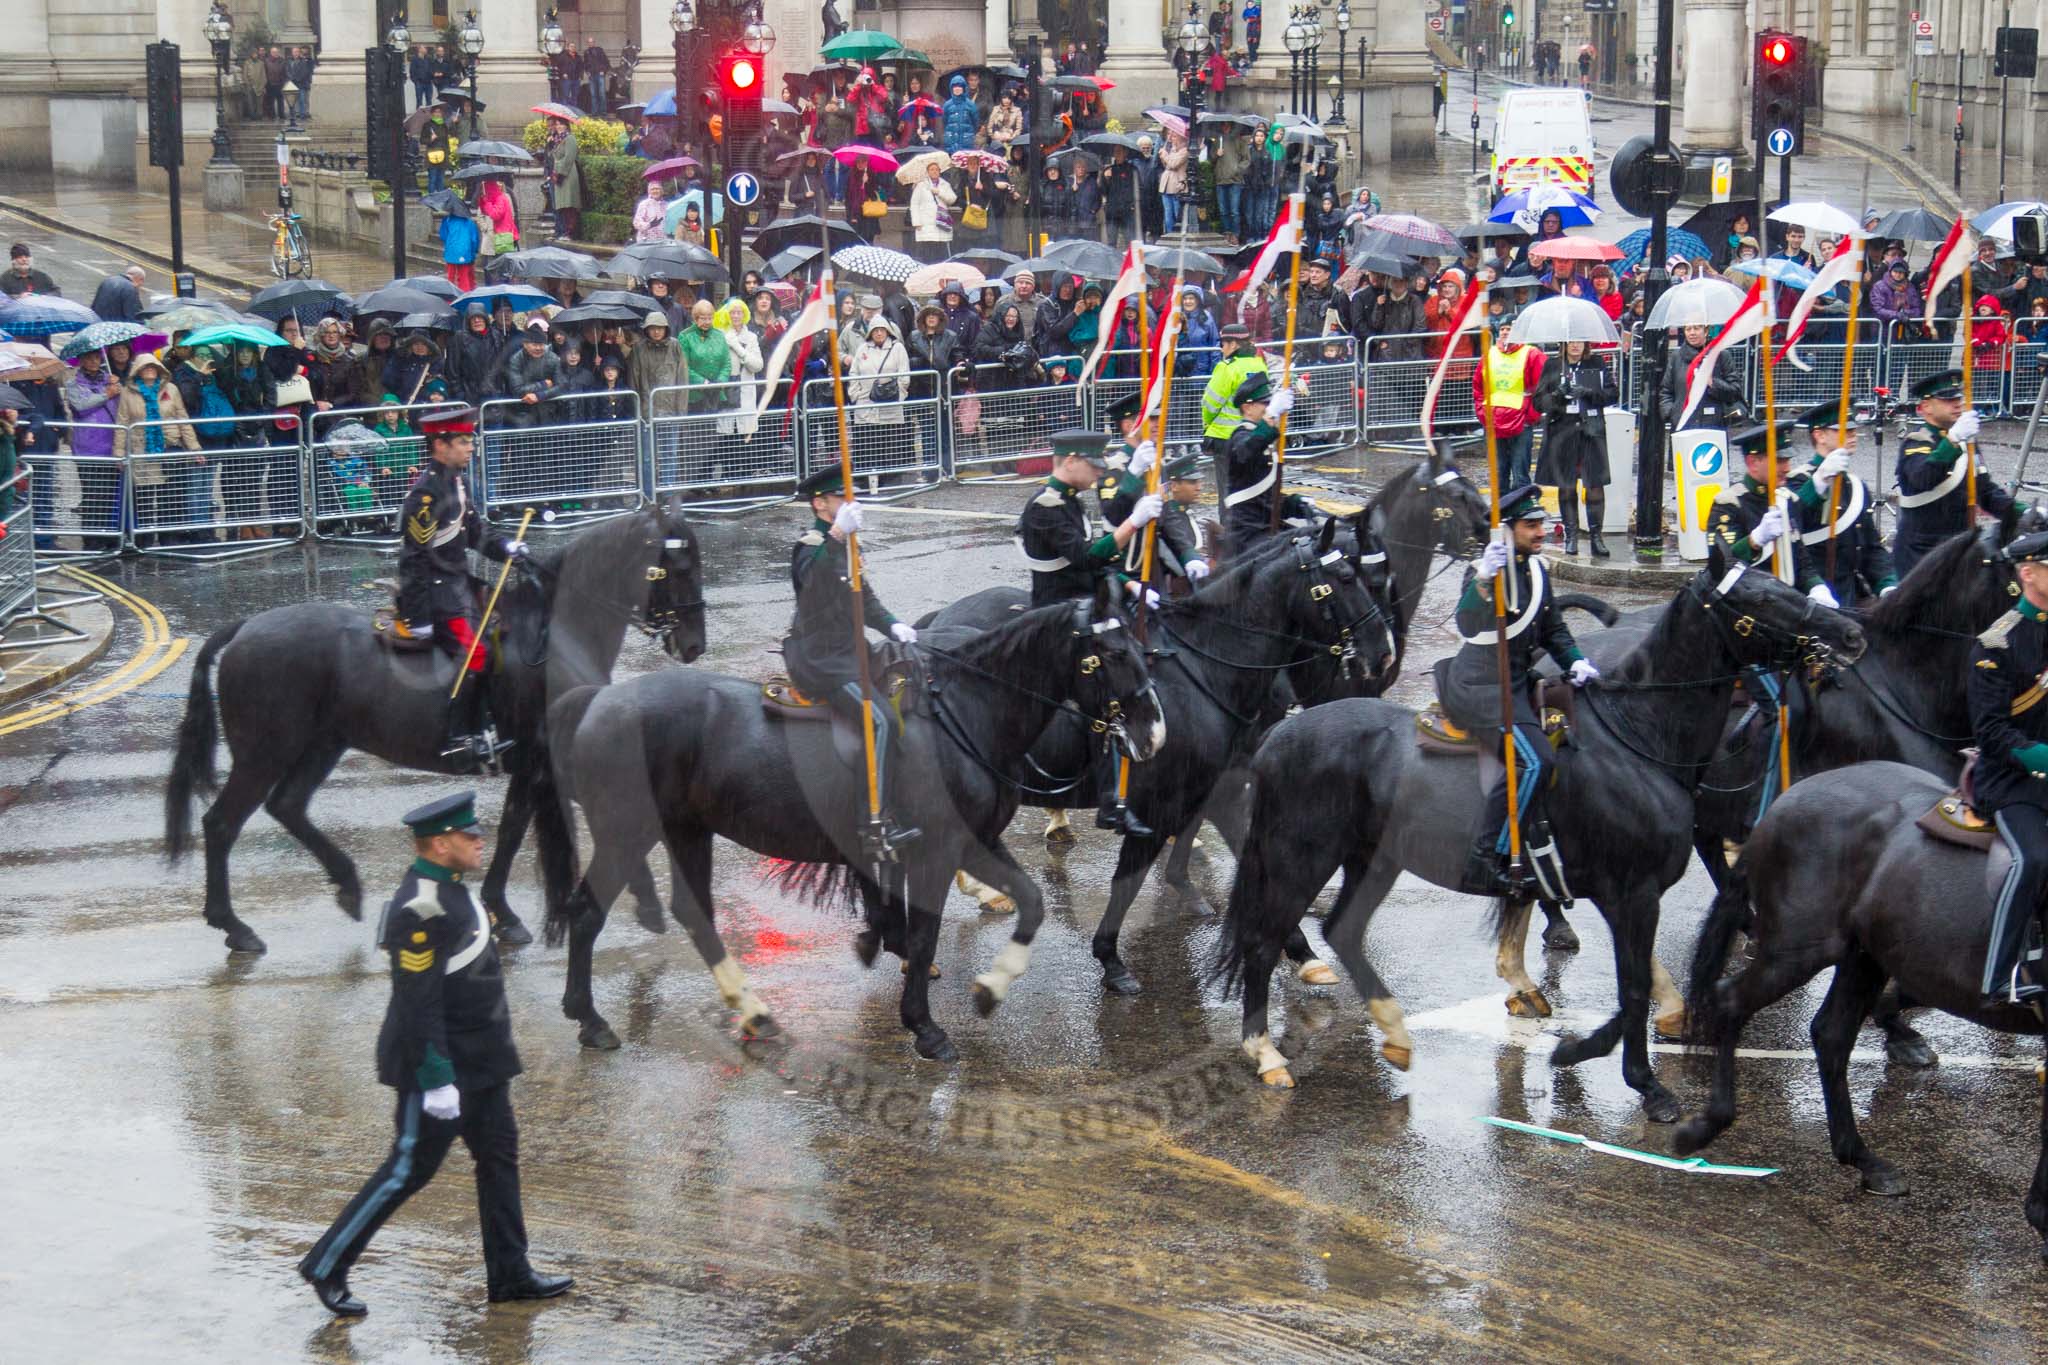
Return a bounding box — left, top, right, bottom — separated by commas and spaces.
412, 856, 460, 883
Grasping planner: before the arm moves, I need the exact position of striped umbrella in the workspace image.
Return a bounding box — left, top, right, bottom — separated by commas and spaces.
58, 321, 149, 359
831, 243, 920, 283
0, 294, 97, 338
1360, 213, 1463, 254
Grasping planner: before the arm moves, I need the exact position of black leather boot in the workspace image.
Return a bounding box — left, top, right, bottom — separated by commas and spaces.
301, 1266, 368, 1317
1560, 499, 1579, 555
1585, 494, 1610, 557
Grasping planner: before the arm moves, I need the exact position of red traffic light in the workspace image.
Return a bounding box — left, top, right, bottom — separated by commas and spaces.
1763, 36, 1791, 64
719, 53, 759, 97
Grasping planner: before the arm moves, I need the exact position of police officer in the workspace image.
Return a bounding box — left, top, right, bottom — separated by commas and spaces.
1438, 485, 1596, 901
1219, 372, 1318, 552
1895, 367, 2021, 579
299, 792, 571, 1317
1971, 532, 2048, 1007
398, 404, 529, 774
783, 467, 921, 850
1706, 418, 1834, 605
1788, 396, 1898, 605
1198, 322, 1268, 463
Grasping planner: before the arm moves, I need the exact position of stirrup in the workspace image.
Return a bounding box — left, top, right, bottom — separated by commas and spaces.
1525, 822, 1574, 908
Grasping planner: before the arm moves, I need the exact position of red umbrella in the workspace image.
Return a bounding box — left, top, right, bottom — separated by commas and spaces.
642, 156, 701, 181
1090, 75, 1117, 91
531, 102, 583, 122
898, 96, 940, 122
1529, 237, 1624, 263
950, 149, 1008, 171
834, 144, 899, 172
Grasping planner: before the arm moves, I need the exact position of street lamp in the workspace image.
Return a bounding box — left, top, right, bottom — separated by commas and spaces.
458, 10, 485, 138
1306, 9, 1323, 121
742, 4, 777, 57
1176, 10, 1211, 120
670, 0, 698, 150
1330, 3, 1350, 125
1283, 14, 1309, 116
205, 1, 233, 166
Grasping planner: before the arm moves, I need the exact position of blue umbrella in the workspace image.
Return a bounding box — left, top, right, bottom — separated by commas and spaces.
0, 294, 97, 338
643, 87, 678, 118
1613, 227, 1712, 271
452, 283, 558, 313
1724, 257, 1818, 288
1973, 200, 2048, 237
1489, 186, 1601, 229
663, 189, 726, 231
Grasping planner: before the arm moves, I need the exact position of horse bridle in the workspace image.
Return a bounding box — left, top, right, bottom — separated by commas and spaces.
633, 533, 705, 638
1068, 597, 1161, 754
1687, 561, 1841, 672
1153, 535, 1380, 687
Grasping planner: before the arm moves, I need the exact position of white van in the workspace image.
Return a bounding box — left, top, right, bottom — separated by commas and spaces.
1491, 88, 1597, 200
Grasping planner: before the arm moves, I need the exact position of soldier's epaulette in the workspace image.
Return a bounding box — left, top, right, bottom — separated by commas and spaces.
1981, 609, 2023, 649
1032, 486, 1067, 508
400, 892, 446, 920
797, 529, 825, 547
1711, 485, 1744, 505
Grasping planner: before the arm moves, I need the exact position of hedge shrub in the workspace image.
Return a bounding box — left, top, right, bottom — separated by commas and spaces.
520, 117, 629, 158
580, 213, 633, 246
582, 155, 646, 216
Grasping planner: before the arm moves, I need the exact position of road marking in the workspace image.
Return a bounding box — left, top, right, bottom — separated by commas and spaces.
858, 503, 1014, 521
0, 568, 187, 734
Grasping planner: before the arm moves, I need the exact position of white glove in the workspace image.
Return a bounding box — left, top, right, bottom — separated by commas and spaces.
1807, 582, 1840, 609
422, 1084, 461, 1121
1129, 439, 1156, 477
832, 500, 864, 536
1185, 557, 1211, 581
890, 622, 917, 644
1124, 581, 1161, 609
1879, 583, 1897, 596
1950, 409, 1983, 443
1812, 449, 1851, 485
506, 541, 531, 559
1267, 387, 1295, 418
1568, 658, 1600, 687
1479, 538, 1511, 577
1127, 493, 1163, 527
1751, 506, 1786, 549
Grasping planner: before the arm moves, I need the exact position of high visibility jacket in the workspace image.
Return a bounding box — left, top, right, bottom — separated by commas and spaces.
1474, 343, 1543, 437
1200, 352, 1270, 439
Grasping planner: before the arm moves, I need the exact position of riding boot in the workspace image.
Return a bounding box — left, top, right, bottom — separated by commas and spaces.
1094, 742, 1155, 839
1523, 818, 1574, 908
1559, 496, 1579, 556
1984, 821, 2047, 1008
845, 684, 920, 856
1585, 491, 1610, 557
439, 675, 488, 775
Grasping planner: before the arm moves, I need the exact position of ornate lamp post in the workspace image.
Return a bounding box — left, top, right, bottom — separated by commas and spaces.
205, 2, 234, 166
1283, 13, 1309, 116
386, 15, 413, 281
1329, 3, 1350, 125
1306, 8, 1323, 121
459, 10, 485, 139
1176, 11, 1211, 120
540, 8, 564, 103
670, 0, 698, 149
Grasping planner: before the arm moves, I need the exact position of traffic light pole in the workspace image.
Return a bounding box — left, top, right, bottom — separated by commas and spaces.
1630, 0, 1678, 563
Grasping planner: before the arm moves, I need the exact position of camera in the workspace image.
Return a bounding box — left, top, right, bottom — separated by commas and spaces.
2012, 209, 2048, 264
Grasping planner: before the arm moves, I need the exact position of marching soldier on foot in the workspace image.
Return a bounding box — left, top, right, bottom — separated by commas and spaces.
1895, 368, 2023, 579
1788, 397, 1898, 605
398, 404, 529, 775
1971, 532, 2048, 1009
1706, 418, 1834, 605
783, 467, 923, 851
299, 792, 572, 1317
1438, 485, 1596, 901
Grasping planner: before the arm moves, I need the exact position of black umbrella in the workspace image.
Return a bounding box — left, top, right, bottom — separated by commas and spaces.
937, 62, 1028, 91
248, 277, 346, 322
400, 275, 463, 300
395, 309, 457, 332
1354, 252, 1416, 279
1678, 200, 1766, 248
1142, 245, 1226, 274
420, 189, 472, 217
141, 295, 236, 321
1047, 75, 1103, 93
1196, 111, 1268, 129
607, 241, 724, 281
807, 61, 858, 81
1047, 147, 1102, 174
1081, 132, 1142, 152
1453, 220, 1528, 241
949, 247, 1022, 269
1871, 207, 1955, 242
751, 214, 863, 260
500, 246, 604, 281
353, 284, 451, 322
762, 244, 824, 280
0, 382, 30, 409
435, 87, 483, 108
1002, 257, 1067, 281
453, 163, 511, 183
1041, 238, 1124, 277
578, 289, 659, 312
553, 302, 649, 326
456, 140, 533, 163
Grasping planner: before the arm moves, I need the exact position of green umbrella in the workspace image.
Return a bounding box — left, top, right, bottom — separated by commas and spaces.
820, 29, 902, 62
182, 322, 291, 350
884, 48, 931, 68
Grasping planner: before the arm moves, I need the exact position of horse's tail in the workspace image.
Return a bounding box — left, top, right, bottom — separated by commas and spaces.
165, 621, 241, 862
1553, 591, 1619, 627
534, 688, 596, 949
1686, 857, 1753, 1044
1214, 773, 1282, 995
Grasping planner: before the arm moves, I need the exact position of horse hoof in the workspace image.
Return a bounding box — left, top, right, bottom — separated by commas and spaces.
1297, 960, 1340, 986
741, 1013, 782, 1041
1505, 989, 1553, 1019
335, 885, 363, 922
1859, 1160, 1910, 1197
494, 918, 534, 948
1654, 1008, 1689, 1042
1541, 920, 1581, 952
853, 931, 881, 967
1101, 963, 1143, 995
223, 925, 267, 955
899, 960, 940, 979
1380, 1042, 1412, 1072
1885, 1034, 1939, 1069
971, 983, 999, 1018
579, 1022, 622, 1051
979, 895, 1017, 914
1672, 1118, 1713, 1156
1259, 1065, 1296, 1088
1044, 825, 1080, 848
913, 1030, 958, 1063
1642, 1090, 1682, 1125
1549, 1033, 1593, 1068
633, 903, 668, 936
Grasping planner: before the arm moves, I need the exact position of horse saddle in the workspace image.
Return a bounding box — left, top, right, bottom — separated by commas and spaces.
1418, 658, 1570, 756
1914, 754, 2018, 902
761, 645, 925, 773
371, 605, 436, 653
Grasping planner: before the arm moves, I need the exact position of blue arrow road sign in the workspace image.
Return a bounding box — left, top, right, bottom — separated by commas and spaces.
725, 171, 760, 206
1766, 127, 1794, 156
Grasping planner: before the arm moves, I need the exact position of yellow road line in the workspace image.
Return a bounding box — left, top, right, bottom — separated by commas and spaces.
0, 568, 186, 734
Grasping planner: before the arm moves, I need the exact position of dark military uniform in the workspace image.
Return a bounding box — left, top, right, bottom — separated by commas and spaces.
1788, 400, 1898, 605
300, 794, 567, 1315
1152, 453, 1207, 588
1895, 369, 2021, 579
397, 454, 515, 639
1706, 420, 1824, 592
1219, 372, 1316, 552
1969, 552, 2048, 1004
1020, 477, 1122, 606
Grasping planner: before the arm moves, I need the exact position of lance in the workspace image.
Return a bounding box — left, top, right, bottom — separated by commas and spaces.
1270, 180, 1309, 531
1757, 302, 1794, 793
452, 507, 534, 699
1825, 262, 1864, 584
1477, 316, 1525, 884
1963, 261, 1979, 514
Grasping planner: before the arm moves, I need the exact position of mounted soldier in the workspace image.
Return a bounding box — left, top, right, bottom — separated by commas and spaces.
1096, 392, 1211, 587
1971, 531, 2048, 1009
397, 404, 529, 774
1705, 417, 1833, 605
1018, 428, 1161, 836
1438, 484, 1597, 900
1895, 367, 2022, 579
1787, 397, 1898, 606
1219, 372, 1317, 553
782, 466, 922, 851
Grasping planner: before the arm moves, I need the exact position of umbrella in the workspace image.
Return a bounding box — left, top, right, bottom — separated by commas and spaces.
499, 246, 604, 281
1047, 147, 1102, 174
552, 301, 649, 326
613, 102, 647, 119
452, 283, 557, 313
0, 383, 31, 409
0, 342, 65, 381
420, 189, 472, 217
899, 96, 941, 123
763, 280, 801, 308
395, 309, 457, 332
1082, 132, 1143, 152
1047, 75, 1101, 93
1528, 237, 1624, 263
1974, 201, 2048, 238
1142, 245, 1227, 274
142, 295, 235, 321
350, 284, 450, 322
1491, 273, 1543, 292
0, 295, 98, 338
1870, 207, 1954, 242
576, 289, 659, 311
894, 150, 950, 185
949, 247, 1022, 270
1678, 200, 1763, 246
1724, 257, 1818, 288
642, 155, 701, 181
1508, 295, 1622, 346
400, 275, 463, 300
455, 140, 533, 164
1002, 257, 1069, 281
834, 144, 899, 173
531, 101, 584, 122
1454, 220, 1530, 241
762, 244, 824, 280
1768, 201, 1865, 238
182, 322, 290, 349
435, 87, 482, 108
642, 87, 680, 117
950, 149, 1009, 172
1490, 185, 1601, 228
1196, 112, 1268, 129
149, 303, 236, 335
775, 144, 829, 166
672, 187, 726, 228
1644, 277, 1750, 330
832, 244, 921, 284
820, 30, 904, 62
763, 98, 799, 116
1145, 103, 1192, 121
1361, 212, 1462, 254
58, 321, 147, 359
1147, 111, 1189, 140
609, 241, 725, 282
1613, 226, 1713, 270
1041, 238, 1124, 277
805, 62, 859, 82
404, 106, 455, 136
1355, 252, 1417, 280
454, 163, 513, 183
905, 261, 987, 295
752, 215, 863, 259
885, 48, 933, 68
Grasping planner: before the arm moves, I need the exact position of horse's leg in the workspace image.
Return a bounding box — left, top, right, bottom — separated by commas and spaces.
1044, 807, 1075, 846
1091, 831, 1168, 995
667, 829, 774, 1039
1238, 931, 1293, 1088
1538, 899, 1581, 952
1319, 853, 1413, 1071
964, 840, 1044, 1017
260, 737, 362, 922
478, 771, 534, 945
559, 838, 642, 1050
2027, 1038, 2048, 1255
1650, 954, 1688, 1041
1495, 899, 1553, 1018
899, 871, 953, 1062
200, 761, 281, 954
1552, 887, 1680, 1123
1872, 983, 1939, 1068
1810, 948, 1908, 1195
627, 856, 668, 935
1159, 812, 1203, 899
952, 868, 1016, 914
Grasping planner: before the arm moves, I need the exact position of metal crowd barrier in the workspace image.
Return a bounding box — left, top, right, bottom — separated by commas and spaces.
952, 371, 1090, 480
306, 401, 443, 541
2013, 326, 2048, 414
1259, 335, 1362, 454
798, 375, 944, 495
478, 391, 644, 522
0, 492, 34, 628
122, 415, 304, 558
1883, 317, 2005, 414
648, 381, 800, 509
29, 421, 126, 560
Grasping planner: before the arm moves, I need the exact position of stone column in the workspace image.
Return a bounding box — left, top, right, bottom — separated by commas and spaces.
1356, 1, 1438, 164
310, 0, 376, 128
1679, 0, 1749, 179
277, 0, 316, 46
1010, 0, 1046, 53
1095, 0, 1175, 116
470, 0, 550, 138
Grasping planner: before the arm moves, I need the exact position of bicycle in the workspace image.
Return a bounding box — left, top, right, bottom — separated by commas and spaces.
269, 209, 312, 280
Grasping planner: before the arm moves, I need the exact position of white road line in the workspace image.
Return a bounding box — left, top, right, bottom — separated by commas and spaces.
859, 504, 1014, 521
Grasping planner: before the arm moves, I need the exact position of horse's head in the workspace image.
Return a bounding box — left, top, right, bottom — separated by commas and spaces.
1415, 448, 1491, 559
1072, 577, 1165, 763
1695, 542, 1867, 670
643, 502, 708, 662
1283, 517, 1397, 689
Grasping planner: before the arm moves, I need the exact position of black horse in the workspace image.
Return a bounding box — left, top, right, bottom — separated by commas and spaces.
164, 505, 707, 954
927, 521, 1395, 994
1217, 547, 1866, 1119
532, 577, 1165, 1060
1678, 761, 2048, 1255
